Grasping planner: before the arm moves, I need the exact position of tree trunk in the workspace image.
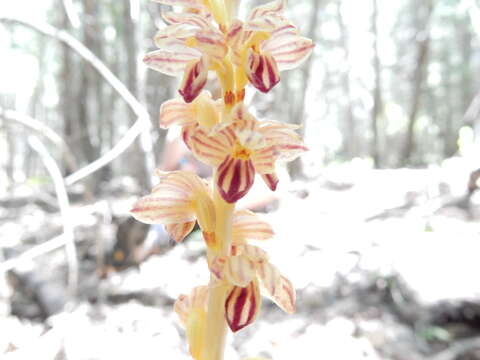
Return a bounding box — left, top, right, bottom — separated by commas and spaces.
59, 1, 75, 176
123, 0, 155, 190
371, 0, 382, 168
337, 1, 357, 160
401, 0, 434, 165
287, 0, 322, 180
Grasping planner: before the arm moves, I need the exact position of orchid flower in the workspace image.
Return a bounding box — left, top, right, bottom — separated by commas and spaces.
144, 0, 314, 105
132, 1, 314, 358
130, 170, 217, 247
174, 285, 209, 359
209, 209, 295, 331
189, 104, 307, 202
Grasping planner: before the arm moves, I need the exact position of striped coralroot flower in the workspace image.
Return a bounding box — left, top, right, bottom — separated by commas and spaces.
132, 0, 314, 358
130, 171, 217, 247
144, 0, 314, 102
191, 104, 307, 201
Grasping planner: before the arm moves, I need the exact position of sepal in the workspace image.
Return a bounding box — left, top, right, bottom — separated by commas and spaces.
271, 275, 296, 314
262, 33, 314, 71
232, 210, 274, 244
165, 221, 196, 243
143, 47, 201, 76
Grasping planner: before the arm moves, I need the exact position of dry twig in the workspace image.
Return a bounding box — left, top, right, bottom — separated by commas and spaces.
0, 108, 77, 172
0, 16, 153, 186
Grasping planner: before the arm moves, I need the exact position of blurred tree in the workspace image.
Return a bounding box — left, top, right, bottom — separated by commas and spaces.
371, 0, 383, 168
401, 0, 434, 165
287, 0, 322, 180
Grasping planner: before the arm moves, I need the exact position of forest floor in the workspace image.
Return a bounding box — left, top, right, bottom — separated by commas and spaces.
2, 160, 480, 360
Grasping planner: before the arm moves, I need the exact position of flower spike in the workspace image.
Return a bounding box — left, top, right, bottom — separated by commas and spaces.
137, 0, 313, 356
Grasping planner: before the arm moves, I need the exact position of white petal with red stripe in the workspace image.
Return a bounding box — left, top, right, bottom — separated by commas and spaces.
232, 209, 274, 243
190, 126, 234, 166
245, 50, 280, 93
165, 221, 196, 242
261, 172, 279, 191
179, 56, 209, 103
194, 29, 228, 61
260, 121, 308, 161
154, 24, 197, 48
245, 13, 288, 32
225, 281, 261, 332
162, 11, 212, 28
130, 193, 194, 225
272, 275, 296, 314
241, 244, 270, 263
216, 155, 255, 203
257, 262, 282, 298
224, 255, 256, 287
159, 98, 196, 129
262, 33, 314, 71
131, 171, 209, 225
247, 0, 285, 22
251, 145, 275, 174
143, 47, 201, 76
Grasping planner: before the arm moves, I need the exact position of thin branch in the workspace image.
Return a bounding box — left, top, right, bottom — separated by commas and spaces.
1, 108, 77, 172
27, 136, 78, 297
65, 119, 146, 186
62, 0, 81, 29
0, 16, 152, 186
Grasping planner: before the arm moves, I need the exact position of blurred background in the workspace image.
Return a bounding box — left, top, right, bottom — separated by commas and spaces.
2, 0, 480, 359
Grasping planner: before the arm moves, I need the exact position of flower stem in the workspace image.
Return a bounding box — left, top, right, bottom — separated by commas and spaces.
202, 182, 234, 360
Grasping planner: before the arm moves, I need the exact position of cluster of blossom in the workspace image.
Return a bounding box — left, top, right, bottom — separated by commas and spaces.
131, 0, 313, 358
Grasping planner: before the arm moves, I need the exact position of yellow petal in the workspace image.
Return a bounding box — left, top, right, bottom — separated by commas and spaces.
193, 91, 221, 129
194, 190, 216, 231
173, 285, 209, 328
186, 307, 207, 359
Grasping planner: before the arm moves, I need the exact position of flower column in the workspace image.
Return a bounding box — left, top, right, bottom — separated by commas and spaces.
132, 1, 314, 359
